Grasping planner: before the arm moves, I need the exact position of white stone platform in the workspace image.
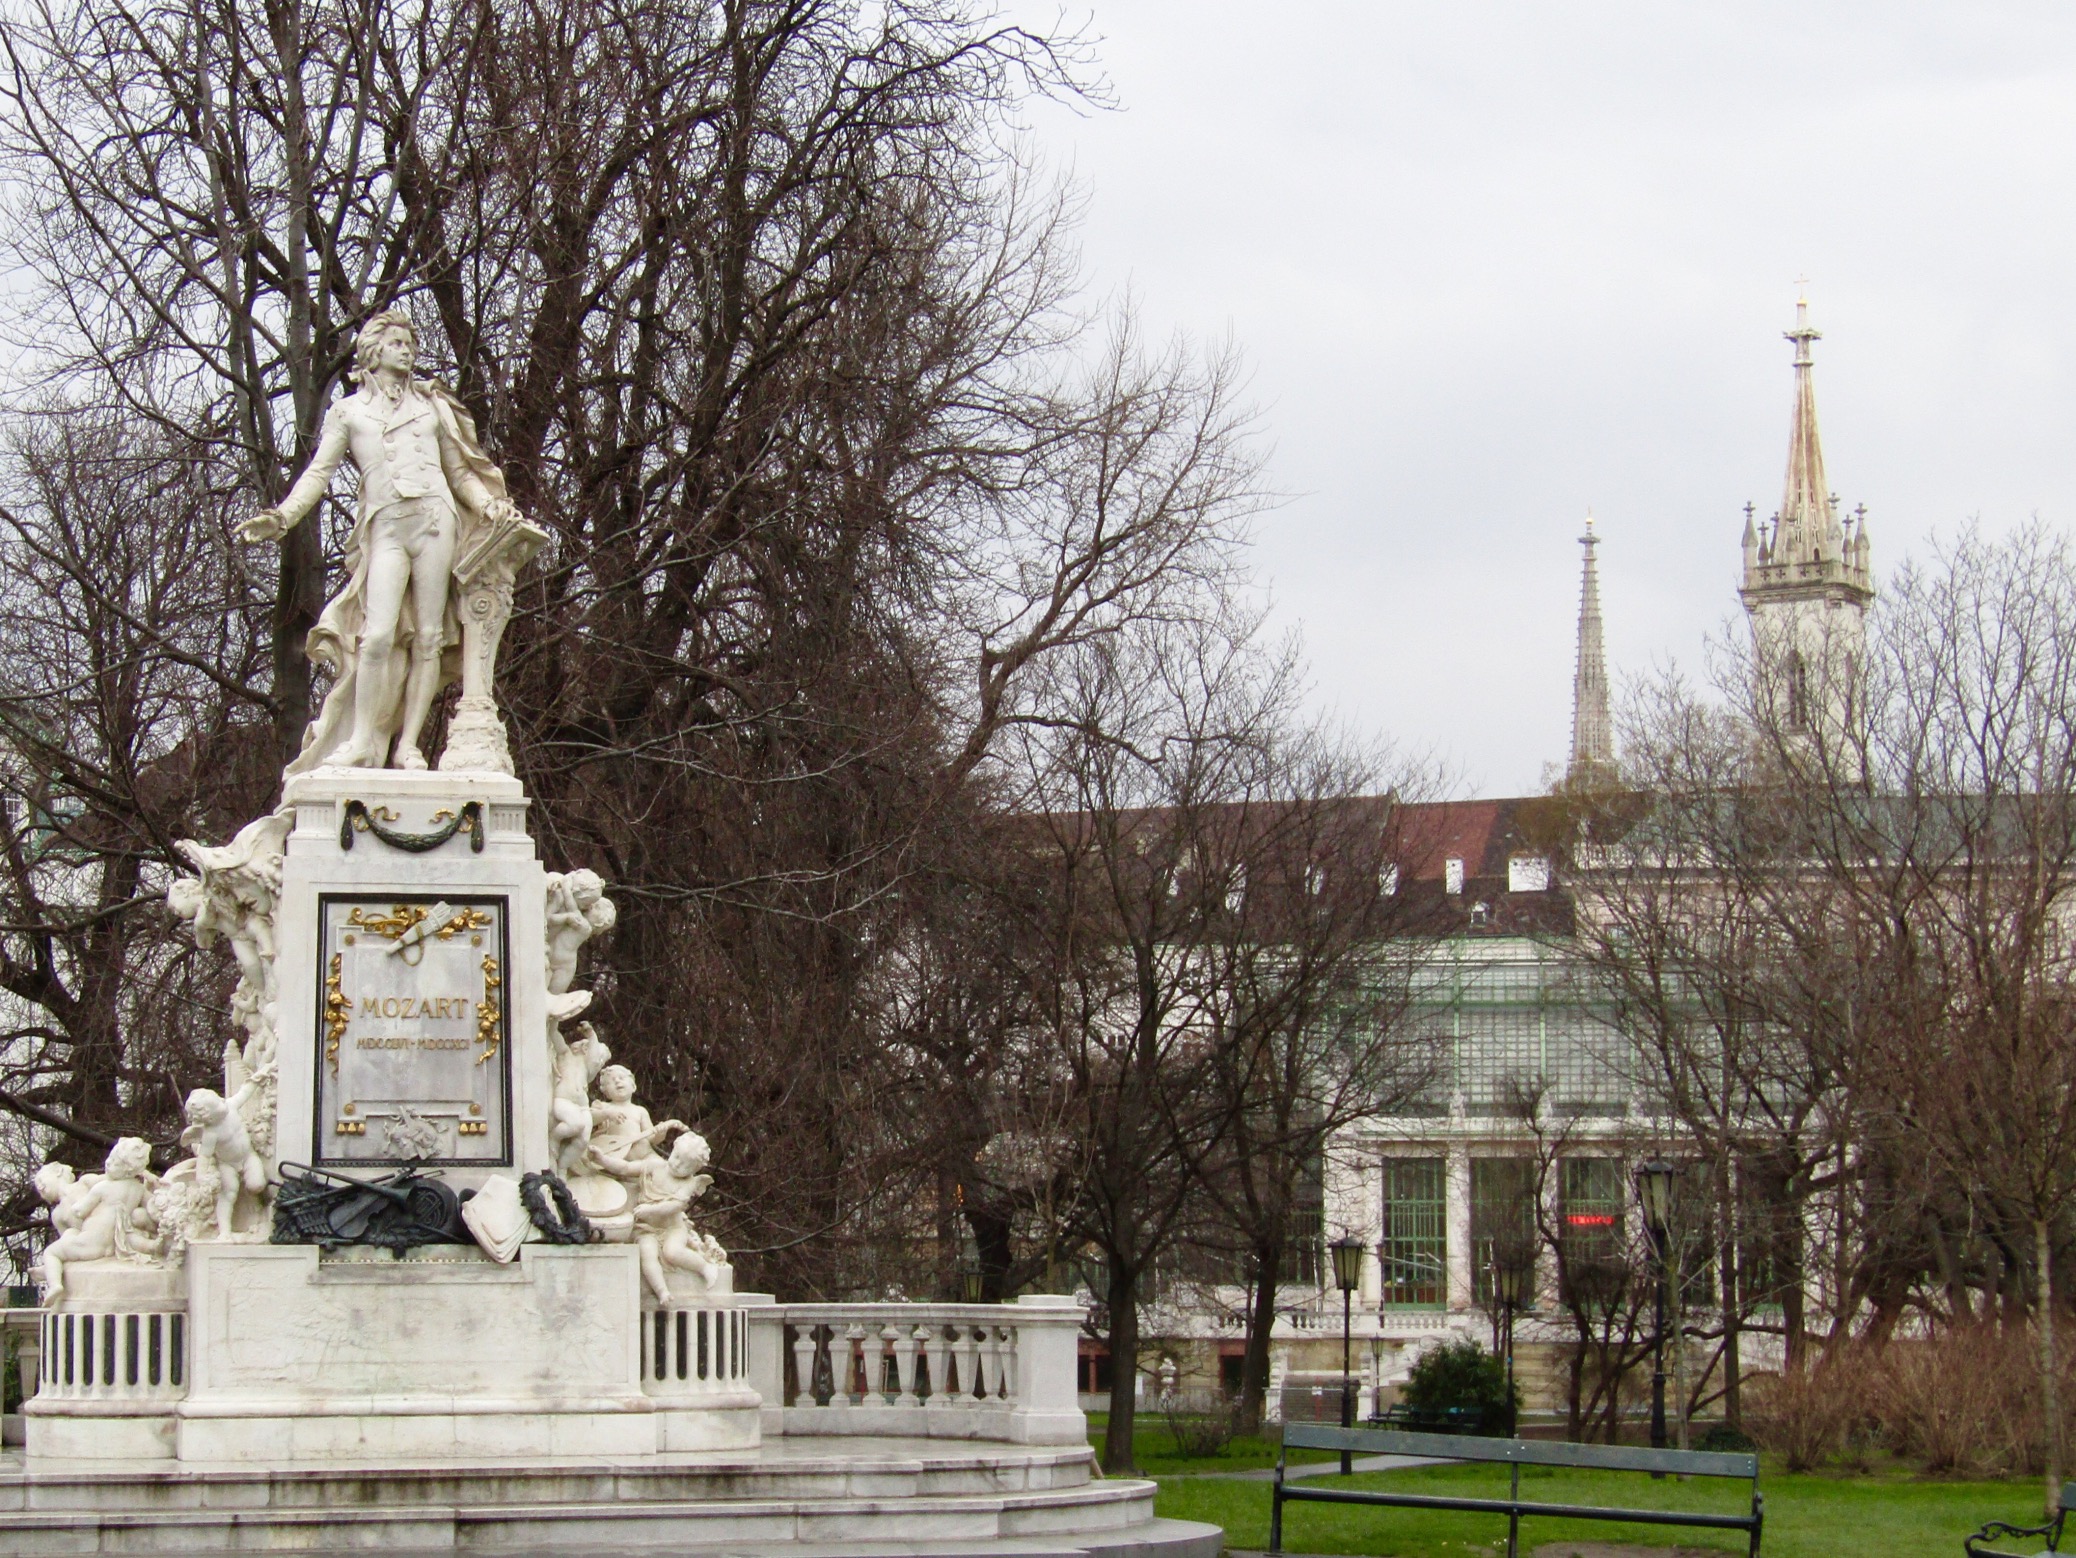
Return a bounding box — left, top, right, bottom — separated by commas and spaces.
0, 1436, 1221, 1557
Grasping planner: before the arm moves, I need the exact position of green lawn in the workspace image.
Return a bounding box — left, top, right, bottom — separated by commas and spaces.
1149, 1460, 2046, 1558
1086, 1412, 1338, 1476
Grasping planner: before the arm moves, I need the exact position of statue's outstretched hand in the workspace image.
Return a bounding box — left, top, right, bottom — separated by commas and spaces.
239, 509, 288, 544
483, 496, 518, 527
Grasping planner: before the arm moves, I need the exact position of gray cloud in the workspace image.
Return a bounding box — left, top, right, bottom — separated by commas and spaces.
1022, 0, 2076, 791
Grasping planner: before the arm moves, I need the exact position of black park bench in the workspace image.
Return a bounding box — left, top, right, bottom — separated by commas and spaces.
1270, 1423, 1764, 1558
1967, 1484, 2076, 1556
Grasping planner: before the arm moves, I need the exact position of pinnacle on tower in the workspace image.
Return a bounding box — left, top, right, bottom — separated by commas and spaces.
1569, 512, 1614, 783
1741, 294, 1873, 601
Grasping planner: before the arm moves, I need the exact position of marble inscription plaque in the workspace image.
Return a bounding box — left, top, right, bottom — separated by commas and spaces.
314, 894, 511, 1166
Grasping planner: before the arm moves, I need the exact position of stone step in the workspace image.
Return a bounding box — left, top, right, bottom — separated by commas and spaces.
0, 1476, 1188, 1557
3, 1443, 1097, 1514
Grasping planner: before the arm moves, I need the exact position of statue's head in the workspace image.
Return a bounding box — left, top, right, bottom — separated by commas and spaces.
185, 1088, 227, 1126
597, 1064, 636, 1103
669, 1131, 711, 1176
32, 1162, 74, 1206
352, 309, 418, 381
566, 868, 603, 908
166, 876, 204, 922
105, 1136, 152, 1180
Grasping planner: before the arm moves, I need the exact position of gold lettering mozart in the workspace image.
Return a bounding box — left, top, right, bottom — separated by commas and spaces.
358, 995, 473, 1021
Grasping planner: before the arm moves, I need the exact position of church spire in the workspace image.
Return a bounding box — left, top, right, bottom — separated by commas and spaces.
1739, 292, 1874, 747
1775, 294, 1838, 565
1569, 512, 1614, 783
1742, 292, 1873, 600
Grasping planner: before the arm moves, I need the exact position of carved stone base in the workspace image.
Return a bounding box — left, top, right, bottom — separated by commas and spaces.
438, 694, 514, 775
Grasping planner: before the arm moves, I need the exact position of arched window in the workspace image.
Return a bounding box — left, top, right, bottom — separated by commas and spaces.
1786, 648, 1810, 730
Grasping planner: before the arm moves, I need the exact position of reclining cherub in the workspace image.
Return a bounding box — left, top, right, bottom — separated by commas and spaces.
36, 1137, 161, 1300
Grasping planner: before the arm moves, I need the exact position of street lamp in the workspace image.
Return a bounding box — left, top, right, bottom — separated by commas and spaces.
1329, 1234, 1367, 1473
1635, 1159, 1679, 1454
1491, 1250, 1527, 1436
961, 1264, 987, 1304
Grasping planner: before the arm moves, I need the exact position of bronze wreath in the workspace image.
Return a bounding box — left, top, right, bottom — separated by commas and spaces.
520, 1170, 594, 1244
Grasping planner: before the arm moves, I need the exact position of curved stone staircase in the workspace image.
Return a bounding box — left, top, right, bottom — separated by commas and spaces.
0, 1436, 1222, 1557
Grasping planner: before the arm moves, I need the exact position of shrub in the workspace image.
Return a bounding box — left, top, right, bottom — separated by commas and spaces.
1858, 1324, 2076, 1477
1163, 1407, 1237, 1458
1742, 1351, 1874, 1471
1400, 1338, 1519, 1435
1700, 1422, 1756, 1453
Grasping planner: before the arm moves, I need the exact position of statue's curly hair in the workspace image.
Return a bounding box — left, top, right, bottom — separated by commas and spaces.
350, 309, 417, 381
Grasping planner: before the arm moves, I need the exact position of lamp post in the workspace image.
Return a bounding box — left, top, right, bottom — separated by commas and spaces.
1329, 1234, 1366, 1474
1636, 1160, 1678, 1454
1491, 1250, 1526, 1437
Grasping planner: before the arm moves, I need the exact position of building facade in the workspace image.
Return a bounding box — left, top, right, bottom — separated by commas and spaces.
1124, 302, 1851, 1423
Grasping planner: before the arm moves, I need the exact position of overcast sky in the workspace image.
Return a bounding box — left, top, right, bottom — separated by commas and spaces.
1018, 1, 2076, 796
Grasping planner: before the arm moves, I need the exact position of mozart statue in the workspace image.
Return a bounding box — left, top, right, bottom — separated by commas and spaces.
241, 310, 545, 775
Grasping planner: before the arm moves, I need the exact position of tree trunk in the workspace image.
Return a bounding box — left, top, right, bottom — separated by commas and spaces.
1235, 1240, 1282, 1436
1721, 1162, 1742, 1429
2039, 1217, 2062, 1518
272, 520, 321, 769
1102, 1258, 1140, 1474
1565, 1338, 1586, 1441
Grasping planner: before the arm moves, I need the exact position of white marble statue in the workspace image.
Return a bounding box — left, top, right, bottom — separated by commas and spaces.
33, 1162, 92, 1233
629, 1131, 730, 1302
549, 1019, 611, 1177
544, 869, 616, 995
168, 810, 290, 1069
36, 1138, 163, 1300
587, 1065, 686, 1180
239, 310, 544, 775
460, 1174, 533, 1263
143, 1161, 211, 1264
180, 1082, 269, 1240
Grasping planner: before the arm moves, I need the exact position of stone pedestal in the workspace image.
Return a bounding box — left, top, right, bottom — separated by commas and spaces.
25, 767, 763, 1466
22, 1264, 186, 1461
174, 1242, 752, 1460
273, 767, 550, 1191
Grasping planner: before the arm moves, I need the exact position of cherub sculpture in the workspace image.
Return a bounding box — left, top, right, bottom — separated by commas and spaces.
629, 1130, 729, 1302
549, 1018, 610, 1176
181, 1081, 269, 1240
37, 1137, 161, 1300
168, 809, 291, 1067
544, 869, 616, 995
587, 1064, 686, 1180
33, 1162, 95, 1234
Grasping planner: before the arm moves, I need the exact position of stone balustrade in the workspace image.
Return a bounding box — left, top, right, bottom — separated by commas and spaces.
746, 1294, 1086, 1445
640, 1298, 752, 1400
10, 1284, 1087, 1450
37, 1307, 185, 1402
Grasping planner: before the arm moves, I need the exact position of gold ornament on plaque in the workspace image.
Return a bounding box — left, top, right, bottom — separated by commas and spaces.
476, 954, 503, 1066
323, 953, 350, 1076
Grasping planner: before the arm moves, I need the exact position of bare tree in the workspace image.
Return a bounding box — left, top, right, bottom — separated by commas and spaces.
1184, 748, 1440, 1436
0, 409, 273, 1263
1577, 523, 2076, 1509
1005, 609, 1304, 1472
0, 0, 1298, 1295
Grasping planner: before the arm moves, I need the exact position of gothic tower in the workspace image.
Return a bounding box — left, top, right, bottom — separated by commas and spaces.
1569, 513, 1615, 783
1738, 296, 1873, 735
